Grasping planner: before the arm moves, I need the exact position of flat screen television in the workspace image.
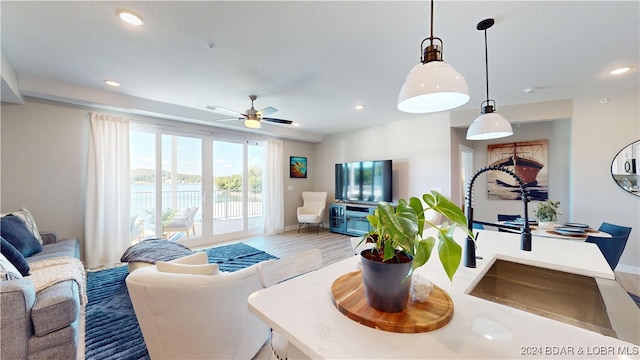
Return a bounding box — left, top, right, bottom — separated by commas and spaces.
335, 160, 392, 203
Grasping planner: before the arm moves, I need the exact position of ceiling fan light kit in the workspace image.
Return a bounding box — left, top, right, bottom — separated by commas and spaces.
244, 119, 261, 129
466, 18, 513, 141
397, 0, 469, 113
207, 95, 293, 129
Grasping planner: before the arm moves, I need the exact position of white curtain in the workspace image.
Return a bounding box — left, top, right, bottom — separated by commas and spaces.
263, 139, 284, 235
85, 112, 131, 268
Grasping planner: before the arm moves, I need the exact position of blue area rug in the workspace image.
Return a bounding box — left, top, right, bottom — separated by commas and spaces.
84, 242, 277, 360
629, 291, 640, 309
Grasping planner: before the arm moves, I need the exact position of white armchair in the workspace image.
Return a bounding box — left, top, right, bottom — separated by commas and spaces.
125, 252, 269, 360
125, 249, 322, 360
296, 191, 328, 233
163, 206, 199, 238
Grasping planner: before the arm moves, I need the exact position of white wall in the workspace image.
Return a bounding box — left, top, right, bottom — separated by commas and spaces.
1, 99, 88, 247
283, 140, 316, 229
452, 120, 572, 225
315, 112, 453, 206
572, 89, 640, 274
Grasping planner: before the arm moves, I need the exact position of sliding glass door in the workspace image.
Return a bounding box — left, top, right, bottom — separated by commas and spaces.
161, 134, 202, 241
209, 140, 264, 239
130, 125, 264, 246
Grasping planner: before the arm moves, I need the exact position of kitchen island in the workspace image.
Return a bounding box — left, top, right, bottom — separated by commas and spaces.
248, 228, 639, 359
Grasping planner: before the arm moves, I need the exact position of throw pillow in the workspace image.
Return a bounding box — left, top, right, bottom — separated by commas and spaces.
0, 215, 43, 257
0, 236, 30, 276
0, 253, 23, 281
156, 261, 219, 275
0, 207, 43, 245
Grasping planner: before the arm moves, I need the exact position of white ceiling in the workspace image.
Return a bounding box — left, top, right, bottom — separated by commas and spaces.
2, 1, 638, 142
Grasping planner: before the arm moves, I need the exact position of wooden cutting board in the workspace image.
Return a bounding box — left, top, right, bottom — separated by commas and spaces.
330, 271, 454, 333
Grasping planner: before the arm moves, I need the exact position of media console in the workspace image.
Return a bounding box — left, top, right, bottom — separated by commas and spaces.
329, 203, 376, 237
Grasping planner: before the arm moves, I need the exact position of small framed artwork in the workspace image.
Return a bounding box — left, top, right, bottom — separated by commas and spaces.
290, 156, 307, 178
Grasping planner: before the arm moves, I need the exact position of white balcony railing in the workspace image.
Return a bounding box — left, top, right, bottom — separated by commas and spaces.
131, 189, 263, 224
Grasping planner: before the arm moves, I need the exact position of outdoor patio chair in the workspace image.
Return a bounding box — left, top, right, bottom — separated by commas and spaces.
164, 206, 199, 238
130, 214, 144, 242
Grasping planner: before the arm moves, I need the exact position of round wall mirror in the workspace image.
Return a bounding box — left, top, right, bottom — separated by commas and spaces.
611, 140, 640, 196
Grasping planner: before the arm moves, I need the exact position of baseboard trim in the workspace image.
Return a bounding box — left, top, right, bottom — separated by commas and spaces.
285, 223, 327, 233
615, 264, 640, 275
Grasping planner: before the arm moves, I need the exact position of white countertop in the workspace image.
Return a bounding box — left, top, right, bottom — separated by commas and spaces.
248, 229, 638, 359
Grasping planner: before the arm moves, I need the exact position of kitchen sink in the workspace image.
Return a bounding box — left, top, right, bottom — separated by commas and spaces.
470, 259, 616, 337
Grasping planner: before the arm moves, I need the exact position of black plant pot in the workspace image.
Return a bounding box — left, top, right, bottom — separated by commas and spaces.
360, 249, 413, 312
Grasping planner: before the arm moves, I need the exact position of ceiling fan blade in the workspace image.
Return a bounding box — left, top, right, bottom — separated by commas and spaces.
258, 106, 278, 116
206, 105, 245, 117
263, 117, 293, 125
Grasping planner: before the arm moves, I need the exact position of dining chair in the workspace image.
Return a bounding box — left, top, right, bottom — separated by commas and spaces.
497, 214, 520, 221
497, 214, 520, 233
585, 222, 632, 270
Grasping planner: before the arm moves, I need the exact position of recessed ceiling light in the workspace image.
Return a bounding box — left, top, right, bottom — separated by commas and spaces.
117, 9, 145, 26
293, 123, 301, 127
104, 80, 121, 87
610, 67, 630, 75
354, 105, 365, 110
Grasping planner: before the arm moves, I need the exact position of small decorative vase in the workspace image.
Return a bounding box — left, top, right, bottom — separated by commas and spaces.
538, 221, 555, 229
360, 249, 413, 312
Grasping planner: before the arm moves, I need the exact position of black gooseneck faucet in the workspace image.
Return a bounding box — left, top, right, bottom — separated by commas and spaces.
464, 165, 532, 268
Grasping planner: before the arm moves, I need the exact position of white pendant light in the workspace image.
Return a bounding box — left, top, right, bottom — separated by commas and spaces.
397, 0, 469, 113
466, 18, 513, 140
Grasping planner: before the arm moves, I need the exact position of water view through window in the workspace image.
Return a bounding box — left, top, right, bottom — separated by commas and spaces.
130, 128, 264, 244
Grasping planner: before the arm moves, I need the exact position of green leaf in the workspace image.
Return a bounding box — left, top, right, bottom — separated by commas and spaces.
412, 236, 435, 271
408, 197, 425, 236
366, 214, 379, 227
424, 191, 470, 234
437, 224, 462, 281
383, 238, 395, 262
378, 200, 418, 256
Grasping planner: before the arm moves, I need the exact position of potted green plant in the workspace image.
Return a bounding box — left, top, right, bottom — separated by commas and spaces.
360, 190, 472, 312
533, 200, 561, 229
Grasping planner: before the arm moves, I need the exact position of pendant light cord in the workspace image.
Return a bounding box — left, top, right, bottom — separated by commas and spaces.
430, 0, 434, 44
484, 28, 490, 102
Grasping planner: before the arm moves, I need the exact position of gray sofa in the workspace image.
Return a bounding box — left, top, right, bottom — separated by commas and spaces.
1, 232, 81, 360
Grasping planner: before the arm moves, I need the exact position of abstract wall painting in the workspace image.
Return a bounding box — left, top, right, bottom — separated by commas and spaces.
290, 156, 307, 178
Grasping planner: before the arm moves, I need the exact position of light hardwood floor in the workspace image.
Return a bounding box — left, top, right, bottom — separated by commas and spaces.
616, 271, 640, 295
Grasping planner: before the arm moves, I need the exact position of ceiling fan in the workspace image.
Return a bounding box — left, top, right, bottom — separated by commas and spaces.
206, 95, 293, 129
